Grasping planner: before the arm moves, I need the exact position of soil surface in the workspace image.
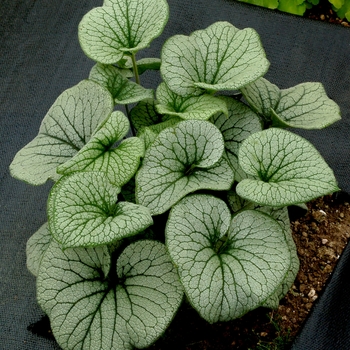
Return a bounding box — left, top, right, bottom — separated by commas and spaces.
304, 0, 350, 27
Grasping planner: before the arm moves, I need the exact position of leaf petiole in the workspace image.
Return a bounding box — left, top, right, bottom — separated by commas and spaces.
131, 52, 140, 85
184, 163, 197, 176
125, 104, 137, 136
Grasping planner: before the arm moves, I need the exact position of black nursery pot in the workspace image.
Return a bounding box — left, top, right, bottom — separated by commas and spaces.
2, 0, 350, 349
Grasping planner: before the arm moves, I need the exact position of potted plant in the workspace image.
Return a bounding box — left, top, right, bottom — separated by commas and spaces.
9, 0, 341, 348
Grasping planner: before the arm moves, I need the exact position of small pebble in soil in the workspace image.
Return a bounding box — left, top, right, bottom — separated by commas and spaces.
308, 289, 316, 298
322, 238, 328, 244
323, 265, 333, 274
312, 210, 326, 223
311, 222, 319, 232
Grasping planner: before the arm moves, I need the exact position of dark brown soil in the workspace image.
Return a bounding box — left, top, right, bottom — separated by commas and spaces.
276, 194, 350, 340
304, 0, 350, 27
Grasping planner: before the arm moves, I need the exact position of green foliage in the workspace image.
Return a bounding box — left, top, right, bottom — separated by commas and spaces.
239, 0, 349, 21
278, 0, 309, 15
236, 0, 323, 16
254, 313, 293, 349
10, 0, 341, 348
329, 0, 350, 21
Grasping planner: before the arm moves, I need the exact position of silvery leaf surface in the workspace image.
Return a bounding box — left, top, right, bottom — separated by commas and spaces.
273, 82, 341, 128
136, 120, 234, 215
79, 0, 169, 64
236, 128, 339, 206
256, 206, 299, 309
9, 80, 113, 185
138, 117, 182, 150
48, 171, 153, 248
156, 82, 228, 120
161, 21, 269, 96
227, 193, 300, 303
89, 64, 153, 104
241, 78, 341, 129
37, 239, 183, 350
57, 111, 144, 187
26, 222, 52, 277
211, 96, 262, 182
240, 77, 280, 118
166, 194, 290, 323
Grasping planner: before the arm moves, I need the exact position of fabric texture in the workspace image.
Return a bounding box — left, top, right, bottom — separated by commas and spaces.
1, 0, 349, 349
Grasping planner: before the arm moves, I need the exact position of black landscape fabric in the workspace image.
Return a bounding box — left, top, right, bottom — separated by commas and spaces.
1, 0, 349, 349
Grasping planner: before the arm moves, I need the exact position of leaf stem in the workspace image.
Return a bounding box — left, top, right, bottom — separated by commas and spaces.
125, 104, 130, 118
125, 104, 136, 136
131, 52, 140, 85
184, 164, 197, 176
107, 240, 128, 285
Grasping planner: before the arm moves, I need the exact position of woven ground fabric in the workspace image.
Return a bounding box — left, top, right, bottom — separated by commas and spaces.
0, 0, 349, 349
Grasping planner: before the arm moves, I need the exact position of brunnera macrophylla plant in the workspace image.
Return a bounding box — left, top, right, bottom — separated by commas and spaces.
10, 0, 341, 349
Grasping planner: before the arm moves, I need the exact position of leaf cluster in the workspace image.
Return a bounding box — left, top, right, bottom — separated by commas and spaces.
11, 0, 341, 349
328, 0, 350, 21
237, 0, 318, 15
238, 0, 350, 20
